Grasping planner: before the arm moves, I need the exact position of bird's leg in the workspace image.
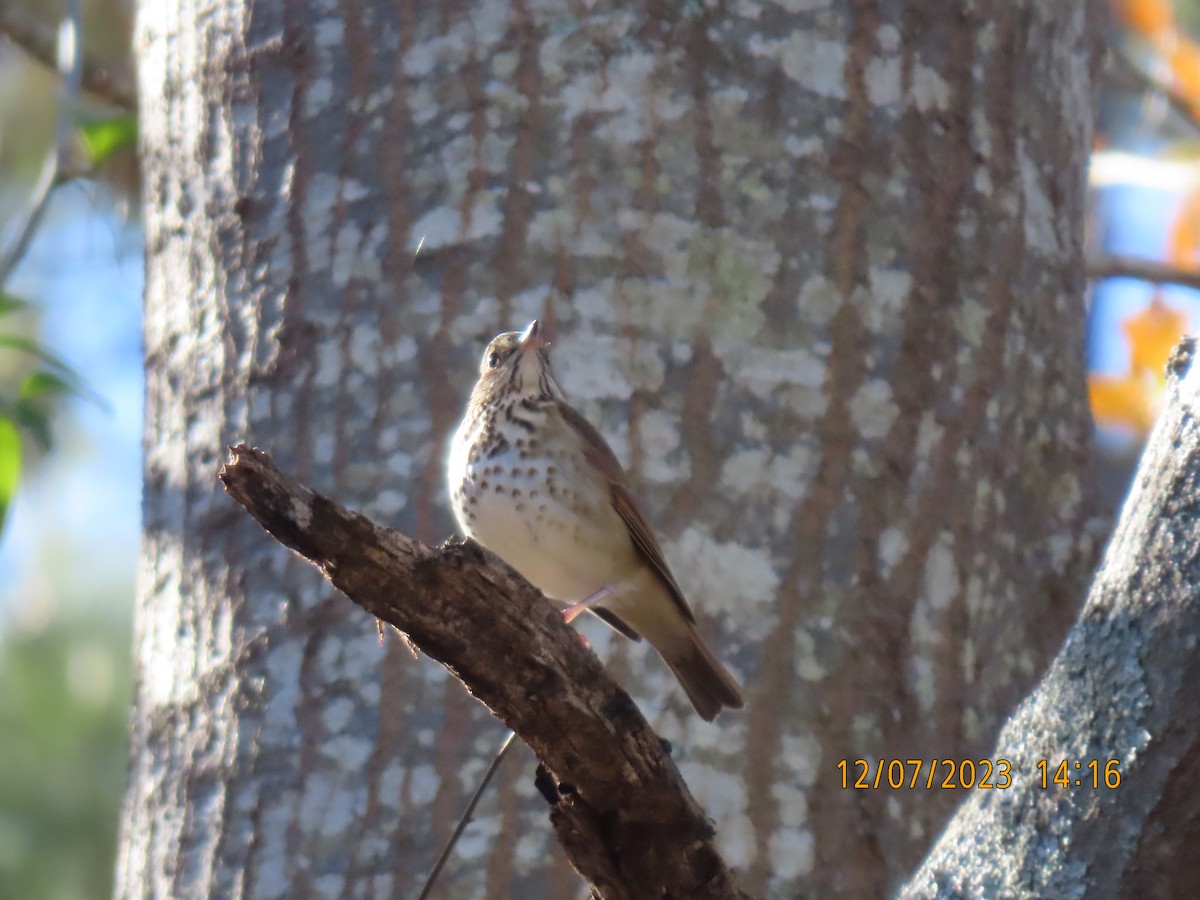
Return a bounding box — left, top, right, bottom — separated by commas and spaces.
561, 584, 617, 624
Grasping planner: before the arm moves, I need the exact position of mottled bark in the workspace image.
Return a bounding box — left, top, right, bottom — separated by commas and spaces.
121, 0, 1101, 897
902, 339, 1200, 900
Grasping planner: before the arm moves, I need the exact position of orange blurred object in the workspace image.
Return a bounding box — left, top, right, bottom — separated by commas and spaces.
1168, 39, 1200, 111
1088, 371, 1162, 436
1167, 188, 1200, 269
1089, 296, 1190, 437
1113, 0, 1175, 40
1123, 294, 1189, 377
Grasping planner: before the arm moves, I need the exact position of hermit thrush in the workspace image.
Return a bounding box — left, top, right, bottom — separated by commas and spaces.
447, 320, 744, 720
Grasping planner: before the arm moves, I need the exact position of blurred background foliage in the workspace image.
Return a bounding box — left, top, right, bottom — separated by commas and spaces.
0, 1, 137, 898
0, 600, 131, 899
4, 0, 1200, 897
1083, 0, 1200, 507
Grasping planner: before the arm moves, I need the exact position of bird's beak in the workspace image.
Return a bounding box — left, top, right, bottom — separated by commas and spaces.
518, 319, 540, 353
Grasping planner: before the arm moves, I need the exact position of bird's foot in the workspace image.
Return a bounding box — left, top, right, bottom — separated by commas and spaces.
561, 584, 616, 624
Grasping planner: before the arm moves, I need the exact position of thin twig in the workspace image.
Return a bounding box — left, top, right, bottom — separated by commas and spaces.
417, 729, 518, 900
0, 0, 83, 287
0, 3, 135, 110
1105, 47, 1200, 138
1087, 254, 1200, 291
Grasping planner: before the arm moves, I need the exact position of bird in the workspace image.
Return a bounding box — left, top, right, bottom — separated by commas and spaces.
447, 320, 744, 720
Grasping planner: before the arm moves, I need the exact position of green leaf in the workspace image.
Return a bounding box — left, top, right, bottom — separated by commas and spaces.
0, 334, 76, 374
77, 115, 138, 166
14, 399, 54, 450
0, 339, 108, 413
0, 416, 21, 537
15, 372, 78, 449
19, 370, 76, 402
0, 292, 27, 317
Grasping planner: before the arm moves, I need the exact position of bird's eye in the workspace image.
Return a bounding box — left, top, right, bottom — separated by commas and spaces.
487, 351, 500, 369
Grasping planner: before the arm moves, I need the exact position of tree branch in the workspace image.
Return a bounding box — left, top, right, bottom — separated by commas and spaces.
1104, 47, 1200, 138
218, 444, 752, 900
0, 3, 135, 110
900, 338, 1200, 898
1087, 254, 1200, 291
0, 0, 83, 287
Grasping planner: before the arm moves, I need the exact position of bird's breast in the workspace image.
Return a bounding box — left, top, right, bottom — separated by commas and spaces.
450, 429, 637, 602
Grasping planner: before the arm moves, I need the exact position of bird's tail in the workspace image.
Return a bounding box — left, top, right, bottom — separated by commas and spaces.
663, 626, 744, 722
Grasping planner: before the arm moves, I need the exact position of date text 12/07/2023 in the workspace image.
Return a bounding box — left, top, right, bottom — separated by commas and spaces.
835, 759, 1123, 790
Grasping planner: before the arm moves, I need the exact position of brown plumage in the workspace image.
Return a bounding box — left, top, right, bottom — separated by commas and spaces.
448, 320, 743, 720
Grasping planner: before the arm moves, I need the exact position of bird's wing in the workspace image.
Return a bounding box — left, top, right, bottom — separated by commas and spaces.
556, 400, 696, 625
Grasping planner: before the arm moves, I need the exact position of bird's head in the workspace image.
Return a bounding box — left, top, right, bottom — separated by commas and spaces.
472, 319, 561, 403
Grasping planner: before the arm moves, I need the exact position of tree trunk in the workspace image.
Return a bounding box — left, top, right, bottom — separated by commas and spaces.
902, 338, 1200, 900
119, 0, 1101, 897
